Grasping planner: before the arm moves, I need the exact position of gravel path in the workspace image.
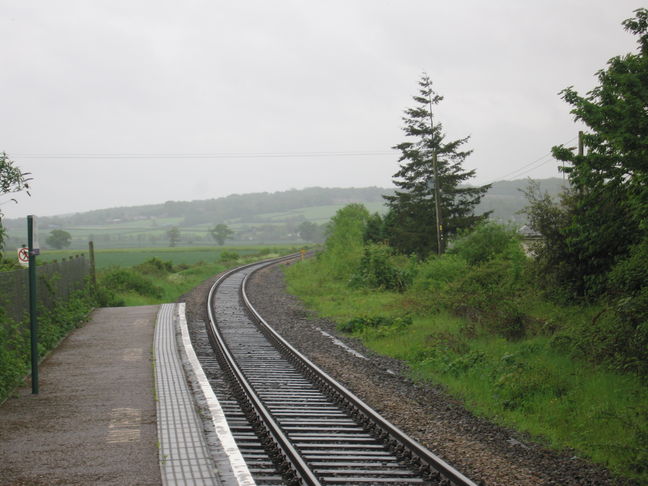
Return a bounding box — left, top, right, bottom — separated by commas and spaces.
180, 261, 633, 486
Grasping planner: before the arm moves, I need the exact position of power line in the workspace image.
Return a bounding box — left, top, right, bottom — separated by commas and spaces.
13, 150, 394, 159
15, 136, 580, 183
484, 135, 578, 184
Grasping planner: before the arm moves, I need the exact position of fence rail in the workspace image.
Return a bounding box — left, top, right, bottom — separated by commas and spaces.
0, 255, 90, 323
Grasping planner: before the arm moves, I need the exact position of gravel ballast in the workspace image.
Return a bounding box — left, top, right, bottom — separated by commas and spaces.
180, 261, 634, 486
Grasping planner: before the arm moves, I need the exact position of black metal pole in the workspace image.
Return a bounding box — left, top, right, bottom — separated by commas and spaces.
88, 240, 97, 292
28, 215, 39, 394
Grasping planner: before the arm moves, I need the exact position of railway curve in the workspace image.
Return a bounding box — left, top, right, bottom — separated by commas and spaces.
202, 256, 479, 486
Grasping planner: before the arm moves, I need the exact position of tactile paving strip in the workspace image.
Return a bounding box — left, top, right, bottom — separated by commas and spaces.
155, 303, 221, 486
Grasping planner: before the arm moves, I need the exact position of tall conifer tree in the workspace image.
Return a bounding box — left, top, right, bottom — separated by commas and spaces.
384, 74, 490, 257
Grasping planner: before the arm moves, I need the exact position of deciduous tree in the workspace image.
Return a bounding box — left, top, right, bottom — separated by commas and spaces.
0, 153, 31, 252
297, 221, 323, 243
166, 226, 181, 247
548, 8, 648, 298
210, 223, 234, 246
46, 229, 72, 249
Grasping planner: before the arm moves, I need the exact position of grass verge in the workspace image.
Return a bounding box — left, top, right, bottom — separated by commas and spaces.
285, 258, 648, 482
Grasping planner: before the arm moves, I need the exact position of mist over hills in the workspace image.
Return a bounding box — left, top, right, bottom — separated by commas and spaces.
4, 178, 566, 248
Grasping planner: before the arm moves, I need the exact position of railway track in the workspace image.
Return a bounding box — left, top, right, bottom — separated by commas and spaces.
198, 256, 479, 486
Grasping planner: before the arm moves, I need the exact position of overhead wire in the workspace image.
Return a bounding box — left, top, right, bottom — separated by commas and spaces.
484, 135, 578, 184
15, 137, 578, 182
13, 150, 394, 159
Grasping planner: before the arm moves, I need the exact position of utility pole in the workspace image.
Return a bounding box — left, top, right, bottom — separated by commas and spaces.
428, 95, 443, 255
432, 152, 443, 254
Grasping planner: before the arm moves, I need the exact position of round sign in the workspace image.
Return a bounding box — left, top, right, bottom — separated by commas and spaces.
18, 247, 29, 264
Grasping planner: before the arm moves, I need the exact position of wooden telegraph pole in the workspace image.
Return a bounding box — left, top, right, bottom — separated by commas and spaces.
432, 152, 443, 254
428, 96, 443, 255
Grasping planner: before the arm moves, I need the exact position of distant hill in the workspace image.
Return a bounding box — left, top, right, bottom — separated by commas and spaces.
4, 179, 566, 249
477, 177, 567, 223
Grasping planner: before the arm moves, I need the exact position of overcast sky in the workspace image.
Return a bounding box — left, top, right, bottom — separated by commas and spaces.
1, 0, 643, 219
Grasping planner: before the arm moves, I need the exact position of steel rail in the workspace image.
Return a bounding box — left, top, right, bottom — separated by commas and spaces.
241, 261, 479, 486
206, 254, 321, 486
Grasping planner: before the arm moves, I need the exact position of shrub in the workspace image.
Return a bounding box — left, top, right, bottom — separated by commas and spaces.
448, 222, 525, 266
0, 288, 96, 402
552, 307, 648, 376
320, 204, 370, 280
412, 254, 469, 292
547, 241, 648, 375
134, 257, 174, 275
0, 308, 28, 400
349, 243, 414, 292
443, 257, 530, 340
100, 268, 163, 298
219, 251, 240, 262
94, 286, 126, 307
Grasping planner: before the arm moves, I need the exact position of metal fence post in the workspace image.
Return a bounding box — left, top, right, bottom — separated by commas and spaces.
28, 215, 39, 394
89, 241, 97, 292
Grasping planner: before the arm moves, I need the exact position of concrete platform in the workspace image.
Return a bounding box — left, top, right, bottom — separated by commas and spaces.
0, 305, 162, 485
0, 304, 253, 486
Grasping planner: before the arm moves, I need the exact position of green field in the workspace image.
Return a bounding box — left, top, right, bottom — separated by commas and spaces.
38, 245, 300, 270
24, 203, 388, 245
227, 202, 388, 225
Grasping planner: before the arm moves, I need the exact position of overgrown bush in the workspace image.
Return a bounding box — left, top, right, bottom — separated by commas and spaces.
134, 257, 174, 275
412, 254, 469, 291
0, 307, 28, 400
551, 308, 648, 375
448, 222, 526, 266
546, 241, 648, 375
443, 257, 529, 340
0, 288, 95, 402
94, 285, 126, 307
349, 243, 414, 292
99, 268, 163, 299
319, 204, 369, 280
219, 251, 240, 262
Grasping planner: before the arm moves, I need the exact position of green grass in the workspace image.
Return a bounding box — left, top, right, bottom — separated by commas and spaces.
96, 247, 296, 306
114, 261, 228, 306
284, 258, 648, 482
37, 245, 297, 270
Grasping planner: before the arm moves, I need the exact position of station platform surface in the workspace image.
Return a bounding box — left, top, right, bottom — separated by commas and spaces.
0, 304, 242, 486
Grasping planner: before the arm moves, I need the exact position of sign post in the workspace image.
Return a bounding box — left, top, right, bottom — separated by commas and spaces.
27, 215, 39, 394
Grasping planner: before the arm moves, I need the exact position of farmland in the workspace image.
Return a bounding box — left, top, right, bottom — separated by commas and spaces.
38, 245, 300, 270
2, 181, 564, 251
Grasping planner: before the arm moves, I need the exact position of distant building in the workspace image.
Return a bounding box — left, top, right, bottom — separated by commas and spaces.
518, 225, 543, 256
